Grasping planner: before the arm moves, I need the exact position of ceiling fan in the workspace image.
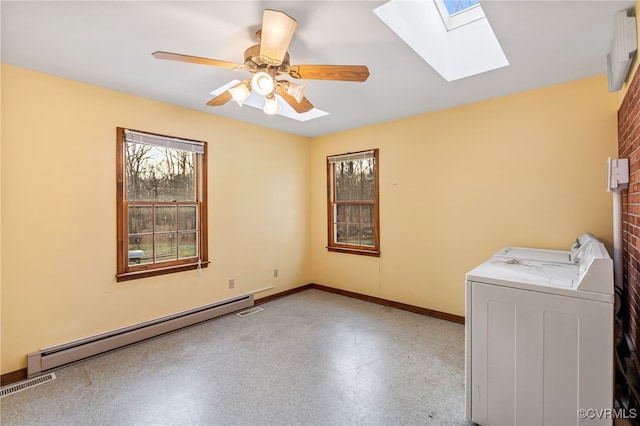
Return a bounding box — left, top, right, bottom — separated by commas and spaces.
152, 9, 370, 116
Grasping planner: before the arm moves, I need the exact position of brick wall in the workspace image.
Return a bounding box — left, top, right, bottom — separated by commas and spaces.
619, 67, 640, 351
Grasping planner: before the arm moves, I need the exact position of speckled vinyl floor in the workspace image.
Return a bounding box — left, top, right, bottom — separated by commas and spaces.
1, 289, 469, 426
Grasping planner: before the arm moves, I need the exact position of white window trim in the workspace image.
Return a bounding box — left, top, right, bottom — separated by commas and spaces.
434, 0, 485, 31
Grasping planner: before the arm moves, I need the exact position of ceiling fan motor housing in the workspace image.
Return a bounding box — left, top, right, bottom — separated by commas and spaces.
243, 44, 290, 74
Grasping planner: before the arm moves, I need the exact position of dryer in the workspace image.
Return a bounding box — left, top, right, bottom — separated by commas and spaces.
465, 240, 613, 425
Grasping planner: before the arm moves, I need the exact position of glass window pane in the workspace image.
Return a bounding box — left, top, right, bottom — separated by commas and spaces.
126, 143, 196, 202
443, 0, 479, 15
178, 206, 197, 231
128, 206, 153, 234
347, 204, 361, 224
155, 206, 177, 232
164, 149, 196, 201
128, 234, 152, 265
336, 204, 346, 223
361, 204, 374, 224
362, 159, 376, 200
155, 233, 177, 263
335, 159, 375, 202
347, 224, 361, 245
362, 225, 375, 247
178, 232, 198, 259
336, 223, 347, 244
336, 161, 354, 201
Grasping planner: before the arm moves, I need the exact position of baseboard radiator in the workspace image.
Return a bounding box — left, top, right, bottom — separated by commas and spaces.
27, 294, 254, 378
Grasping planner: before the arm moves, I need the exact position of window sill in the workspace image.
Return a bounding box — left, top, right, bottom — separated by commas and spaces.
327, 247, 381, 257
116, 261, 210, 282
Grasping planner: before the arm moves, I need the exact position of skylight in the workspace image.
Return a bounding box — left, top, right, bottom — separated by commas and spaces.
442, 0, 479, 15
210, 80, 329, 122
435, 0, 484, 30
373, 0, 508, 82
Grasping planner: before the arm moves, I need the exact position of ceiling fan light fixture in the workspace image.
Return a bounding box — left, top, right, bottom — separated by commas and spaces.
229, 81, 251, 106
260, 9, 297, 66
251, 71, 275, 96
286, 81, 305, 103
263, 94, 281, 115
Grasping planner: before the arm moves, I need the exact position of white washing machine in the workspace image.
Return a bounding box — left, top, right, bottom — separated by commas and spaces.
465, 240, 614, 425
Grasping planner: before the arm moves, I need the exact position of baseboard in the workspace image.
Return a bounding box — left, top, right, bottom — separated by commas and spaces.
309, 283, 465, 324
1, 368, 27, 386
257, 283, 464, 324
254, 284, 313, 305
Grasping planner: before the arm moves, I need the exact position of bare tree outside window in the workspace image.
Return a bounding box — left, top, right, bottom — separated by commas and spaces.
126, 143, 195, 202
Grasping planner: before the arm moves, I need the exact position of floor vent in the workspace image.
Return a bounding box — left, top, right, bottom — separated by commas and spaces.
1, 373, 56, 398
236, 306, 264, 317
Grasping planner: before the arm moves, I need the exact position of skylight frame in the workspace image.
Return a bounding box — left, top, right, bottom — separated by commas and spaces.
373, 0, 509, 82
434, 0, 485, 31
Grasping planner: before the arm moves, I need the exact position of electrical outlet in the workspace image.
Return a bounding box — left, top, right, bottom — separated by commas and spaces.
274, 268, 278, 278
228, 278, 235, 289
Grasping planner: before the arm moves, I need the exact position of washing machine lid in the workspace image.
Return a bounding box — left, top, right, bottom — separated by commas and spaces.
494, 232, 600, 264
494, 247, 571, 263
466, 255, 613, 303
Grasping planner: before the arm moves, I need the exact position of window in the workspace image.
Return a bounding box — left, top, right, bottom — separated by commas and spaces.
441, 0, 479, 15
327, 149, 380, 256
435, 0, 484, 30
116, 128, 208, 281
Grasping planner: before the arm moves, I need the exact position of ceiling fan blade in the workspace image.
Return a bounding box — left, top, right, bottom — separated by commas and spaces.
275, 85, 314, 113
259, 9, 297, 66
206, 90, 233, 107
288, 65, 370, 82
152, 51, 244, 71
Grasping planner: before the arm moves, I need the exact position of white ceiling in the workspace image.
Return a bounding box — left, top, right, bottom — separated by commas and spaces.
1, 0, 635, 137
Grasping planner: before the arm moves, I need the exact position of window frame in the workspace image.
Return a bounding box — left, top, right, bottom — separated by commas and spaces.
434, 0, 484, 31
326, 149, 380, 257
116, 127, 209, 282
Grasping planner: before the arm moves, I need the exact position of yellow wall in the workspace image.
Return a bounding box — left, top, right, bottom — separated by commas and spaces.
310, 75, 618, 316
0, 64, 3, 368
1, 64, 618, 375
1, 65, 311, 373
